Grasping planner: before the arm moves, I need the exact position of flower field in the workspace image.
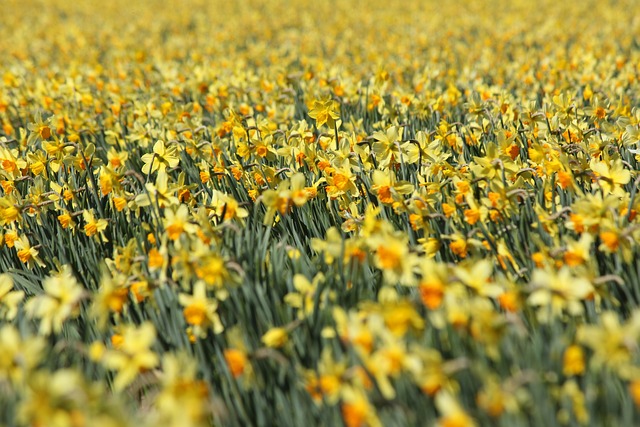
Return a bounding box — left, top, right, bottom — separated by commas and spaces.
2, 0, 640, 425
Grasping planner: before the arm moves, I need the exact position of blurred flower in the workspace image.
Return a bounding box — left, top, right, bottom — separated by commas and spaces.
0, 273, 23, 320
25, 266, 85, 335
0, 325, 44, 386
101, 322, 159, 391
563, 345, 585, 376
527, 267, 594, 321
261, 327, 288, 348
178, 280, 224, 338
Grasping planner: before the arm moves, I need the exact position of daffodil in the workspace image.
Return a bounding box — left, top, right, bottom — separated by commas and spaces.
563, 344, 586, 376
372, 125, 404, 168
25, 266, 85, 335
0, 273, 24, 320
101, 322, 159, 391
141, 140, 180, 175
14, 235, 45, 268
303, 348, 346, 404
208, 189, 249, 223
308, 96, 340, 129
155, 352, 211, 427
370, 233, 417, 286
435, 391, 477, 427
527, 267, 594, 322
261, 173, 310, 225
340, 386, 382, 427
261, 327, 288, 348
454, 260, 502, 298
577, 311, 640, 378
163, 204, 198, 242
0, 325, 44, 386
83, 209, 109, 241
370, 169, 413, 208
284, 273, 326, 319
590, 157, 631, 197
178, 280, 224, 338
0, 146, 27, 179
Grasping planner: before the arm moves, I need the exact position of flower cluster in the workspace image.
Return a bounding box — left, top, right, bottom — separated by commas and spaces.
1, 0, 640, 425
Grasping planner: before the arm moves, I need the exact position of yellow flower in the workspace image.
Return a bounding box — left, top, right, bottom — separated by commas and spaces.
563, 233, 593, 266
141, 140, 180, 175
57, 212, 75, 229
630, 380, 640, 407
340, 386, 381, 427
371, 170, 413, 206
107, 147, 128, 169
178, 281, 224, 338
261, 173, 310, 224
83, 209, 109, 241
477, 379, 510, 417
101, 322, 159, 391
308, 96, 340, 129
155, 353, 210, 426
380, 300, 425, 337
261, 327, 288, 348
0, 273, 24, 320
224, 348, 248, 378
148, 247, 165, 269
590, 158, 630, 197
208, 189, 249, 222
563, 345, 585, 376
163, 204, 198, 241
454, 260, 502, 298
0, 325, 44, 386
449, 237, 468, 258
577, 311, 640, 376
0, 197, 20, 225
436, 391, 477, 427
25, 266, 85, 335
14, 235, 45, 268
560, 380, 589, 424
91, 271, 131, 329
16, 370, 103, 427
303, 349, 345, 404
284, 273, 326, 319
113, 196, 128, 211
372, 126, 404, 168
372, 234, 416, 285
415, 349, 452, 396
27, 112, 52, 143
0, 146, 26, 178
599, 230, 619, 253
527, 267, 594, 321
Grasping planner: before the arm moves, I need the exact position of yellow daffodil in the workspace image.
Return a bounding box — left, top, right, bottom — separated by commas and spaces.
101, 322, 159, 391
141, 140, 180, 175
25, 266, 85, 335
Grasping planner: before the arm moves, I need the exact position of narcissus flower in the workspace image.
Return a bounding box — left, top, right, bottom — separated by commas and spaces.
308, 96, 340, 129
0, 325, 44, 386
14, 235, 45, 268
141, 140, 180, 175
563, 345, 585, 376
0, 274, 23, 320
261, 327, 288, 348
178, 280, 224, 338
25, 266, 85, 335
101, 322, 159, 391
527, 267, 594, 321
590, 158, 630, 197
83, 209, 109, 241
163, 204, 198, 241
